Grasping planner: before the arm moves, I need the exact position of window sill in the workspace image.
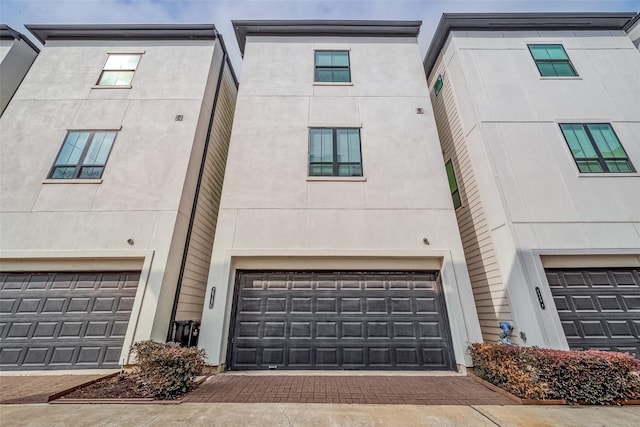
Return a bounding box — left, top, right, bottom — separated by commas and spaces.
576, 173, 639, 178
42, 179, 103, 184
307, 176, 366, 182
540, 76, 582, 80
313, 82, 353, 86
92, 85, 132, 89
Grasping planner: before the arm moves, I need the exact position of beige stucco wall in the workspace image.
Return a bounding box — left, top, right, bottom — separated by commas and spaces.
427, 29, 640, 349
0, 37, 225, 361
199, 35, 482, 368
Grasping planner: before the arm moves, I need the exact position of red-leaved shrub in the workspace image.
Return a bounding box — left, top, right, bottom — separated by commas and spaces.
468, 343, 640, 405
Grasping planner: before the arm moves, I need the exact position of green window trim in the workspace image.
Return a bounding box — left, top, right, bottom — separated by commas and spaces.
314, 51, 351, 83
528, 44, 577, 77
445, 160, 461, 209
309, 128, 362, 177
434, 75, 444, 96
559, 123, 635, 173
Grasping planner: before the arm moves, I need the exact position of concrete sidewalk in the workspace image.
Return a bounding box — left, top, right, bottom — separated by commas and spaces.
1, 403, 639, 426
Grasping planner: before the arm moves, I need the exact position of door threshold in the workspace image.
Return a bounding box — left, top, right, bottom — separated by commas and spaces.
223, 370, 464, 376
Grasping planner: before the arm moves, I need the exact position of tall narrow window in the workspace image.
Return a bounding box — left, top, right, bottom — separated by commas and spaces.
560, 124, 635, 173
434, 75, 444, 96
314, 51, 350, 83
445, 160, 461, 208
48, 131, 117, 179
97, 54, 141, 86
528, 45, 577, 77
309, 128, 362, 176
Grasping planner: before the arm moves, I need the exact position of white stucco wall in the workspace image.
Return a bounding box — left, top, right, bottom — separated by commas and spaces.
0, 38, 224, 359
431, 30, 640, 349
199, 35, 482, 367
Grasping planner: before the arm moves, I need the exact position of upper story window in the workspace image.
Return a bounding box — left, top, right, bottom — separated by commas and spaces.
434, 75, 444, 96
314, 51, 350, 83
97, 54, 141, 86
559, 123, 635, 173
48, 130, 117, 179
528, 45, 577, 77
445, 160, 461, 208
309, 128, 362, 176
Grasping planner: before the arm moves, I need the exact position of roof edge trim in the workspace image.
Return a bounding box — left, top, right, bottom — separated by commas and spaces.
25, 24, 218, 44
232, 20, 422, 55
423, 12, 638, 77
0, 24, 40, 52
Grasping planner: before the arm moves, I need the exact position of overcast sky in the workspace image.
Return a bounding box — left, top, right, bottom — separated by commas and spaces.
3, 0, 639, 75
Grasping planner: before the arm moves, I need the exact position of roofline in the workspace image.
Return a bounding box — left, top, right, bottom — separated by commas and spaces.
423, 12, 638, 77
0, 24, 40, 53
214, 30, 239, 89
623, 12, 640, 31
232, 20, 422, 55
25, 24, 218, 44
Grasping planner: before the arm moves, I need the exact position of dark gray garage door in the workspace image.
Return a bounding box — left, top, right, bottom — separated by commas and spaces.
0, 271, 139, 370
546, 268, 640, 358
227, 271, 455, 370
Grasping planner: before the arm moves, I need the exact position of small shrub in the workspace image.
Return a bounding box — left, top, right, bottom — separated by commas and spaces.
130, 340, 206, 400
468, 343, 640, 405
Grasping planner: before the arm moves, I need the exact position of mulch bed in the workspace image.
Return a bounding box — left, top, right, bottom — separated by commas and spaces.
60, 373, 154, 400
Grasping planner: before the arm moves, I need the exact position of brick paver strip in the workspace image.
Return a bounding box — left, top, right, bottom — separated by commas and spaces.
184, 375, 517, 405
0, 375, 106, 404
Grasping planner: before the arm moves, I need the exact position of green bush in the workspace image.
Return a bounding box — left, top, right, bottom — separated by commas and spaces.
468, 343, 640, 405
130, 341, 206, 400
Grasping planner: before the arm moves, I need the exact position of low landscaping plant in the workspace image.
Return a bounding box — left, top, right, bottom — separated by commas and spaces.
131, 340, 206, 400
468, 343, 640, 405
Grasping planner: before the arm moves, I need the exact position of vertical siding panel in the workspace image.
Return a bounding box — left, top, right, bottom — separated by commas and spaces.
175, 64, 237, 321
430, 61, 512, 343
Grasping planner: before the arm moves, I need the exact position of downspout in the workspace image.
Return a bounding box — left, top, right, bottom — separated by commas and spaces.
166, 34, 228, 341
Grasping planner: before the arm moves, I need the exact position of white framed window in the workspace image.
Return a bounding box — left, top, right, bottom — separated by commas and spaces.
97, 54, 141, 86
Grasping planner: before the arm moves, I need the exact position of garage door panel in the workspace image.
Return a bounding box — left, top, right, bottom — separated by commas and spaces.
316, 348, 338, 365
0, 271, 139, 370
290, 322, 312, 338
265, 297, 286, 313
228, 271, 455, 370
606, 320, 637, 338
553, 295, 571, 311
416, 298, 438, 314
392, 322, 414, 338
289, 348, 312, 365
33, 321, 57, 338
597, 296, 624, 311
317, 322, 338, 338
546, 268, 640, 359
612, 272, 638, 286
264, 322, 286, 338
341, 298, 362, 313
6, 322, 31, 338
365, 298, 387, 313
625, 296, 640, 310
